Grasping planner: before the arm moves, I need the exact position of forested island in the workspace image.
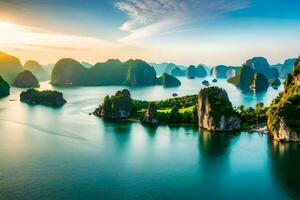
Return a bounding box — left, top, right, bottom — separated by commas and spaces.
20, 89, 67, 107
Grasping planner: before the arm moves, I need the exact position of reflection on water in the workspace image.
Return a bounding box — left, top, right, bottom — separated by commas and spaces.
269, 139, 300, 199
0, 79, 297, 200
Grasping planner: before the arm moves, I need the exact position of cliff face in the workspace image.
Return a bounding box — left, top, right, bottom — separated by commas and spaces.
126, 60, 158, 86
51, 58, 88, 86
211, 65, 228, 78
250, 73, 269, 91
95, 89, 133, 119
140, 103, 159, 125
159, 73, 181, 87
267, 57, 300, 142
186, 65, 196, 79
246, 57, 279, 79
13, 70, 40, 88
198, 87, 241, 131
0, 52, 23, 84
0, 76, 10, 98
279, 58, 296, 78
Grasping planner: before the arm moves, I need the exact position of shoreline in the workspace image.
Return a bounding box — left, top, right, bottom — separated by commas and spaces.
93, 113, 269, 134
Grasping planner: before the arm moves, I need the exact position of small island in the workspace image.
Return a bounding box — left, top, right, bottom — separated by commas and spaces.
94, 87, 269, 131
0, 76, 10, 98
158, 73, 181, 87
13, 70, 40, 88
20, 89, 67, 107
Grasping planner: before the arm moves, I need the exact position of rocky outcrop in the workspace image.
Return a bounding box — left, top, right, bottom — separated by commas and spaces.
279, 58, 297, 78
211, 65, 228, 78
158, 73, 181, 87
0, 51, 23, 84
13, 70, 40, 88
246, 57, 279, 79
186, 65, 196, 79
20, 89, 66, 107
51, 58, 159, 86
0, 76, 10, 98
94, 89, 133, 119
228, 65, 255, 89
267, 57, 300, 142
140, 103, 159, 125
51, 58, 88, 86
198, 87, 241, 131
250, 73, 269, 91
126, 60, 158, 86
196, 65, 207, 77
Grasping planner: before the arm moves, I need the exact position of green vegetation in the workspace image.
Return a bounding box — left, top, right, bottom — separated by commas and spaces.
13, 70, 40, 88
0, 51, 23, 83
198, 87, 237, 127
228, 64, 255, 88
267, 57, 300, 137
94, 89, 133, 119
51, 58, 88, 86
20, 89, 66, 107
235, 103, 268, 130
51, 58, 159, 86
158, 73, 181, 87
0, 76, 10, 98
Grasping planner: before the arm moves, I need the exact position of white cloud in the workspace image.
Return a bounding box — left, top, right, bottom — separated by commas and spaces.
116, 0, 250, 42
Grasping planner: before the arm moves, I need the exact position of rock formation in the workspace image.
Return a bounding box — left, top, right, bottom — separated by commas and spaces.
140, 103, 159, 125
51, 58, 159, 86
13, 70, 40, 88
279, 58, 297, 78
159, 73, 181, 87
23, 60, 49, 81
228, 64, 255, 88
0, 51, 23, 83
0, 76, 10, 98
246, 57, 279, 79
267, 57, 300, 142
250, 73, 269, 91
196, 65, 207, 77
198, 87, 241, 131
20, 89, 66, 107
211, 65, 228, 78
94, 89, 133, 119
186, 65, 196, 79
51, 58, 88, 86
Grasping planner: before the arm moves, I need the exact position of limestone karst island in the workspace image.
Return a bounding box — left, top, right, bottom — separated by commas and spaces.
0, 1, 299, 199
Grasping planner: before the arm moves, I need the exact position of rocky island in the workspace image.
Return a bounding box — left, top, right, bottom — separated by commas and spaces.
0, 76, 10, 98
13, 70, 40, 88
94, 89, 133, 119
51, 58, 161, 86
228, 64, 269, 90
20, 89, 67, 107
267, 57, 300, 142
158, 73, 181, 87
198, 87, 241, 131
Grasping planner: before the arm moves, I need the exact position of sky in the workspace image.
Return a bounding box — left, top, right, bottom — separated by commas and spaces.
0, 0, 300, 66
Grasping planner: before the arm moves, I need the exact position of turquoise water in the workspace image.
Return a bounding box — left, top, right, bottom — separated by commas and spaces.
0, 78, 299, 200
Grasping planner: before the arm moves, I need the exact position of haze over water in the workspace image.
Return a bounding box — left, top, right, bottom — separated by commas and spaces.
1, 78, 299, 200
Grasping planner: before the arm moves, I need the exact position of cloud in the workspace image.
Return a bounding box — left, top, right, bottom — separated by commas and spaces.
116, 0, 251, 42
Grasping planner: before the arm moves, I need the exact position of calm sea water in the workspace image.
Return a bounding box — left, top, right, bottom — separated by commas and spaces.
0, 78, 299, 200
